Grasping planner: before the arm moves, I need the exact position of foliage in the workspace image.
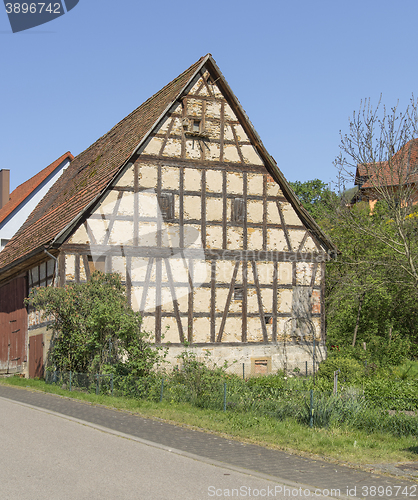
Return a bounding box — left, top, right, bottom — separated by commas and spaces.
391, 360, 418, 380
26, 272, 164, 374
316, 355, 364, 385
167, 349, 238, 409
328, 97, 418, 351
288, 179, 337, 219
289, 99, 418, 359
296, 173, 418, 354
297, 391, 366, 428
366, 334, 413, 367
363, 378, 418, 411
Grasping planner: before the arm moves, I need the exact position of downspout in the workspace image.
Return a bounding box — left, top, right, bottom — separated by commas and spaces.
44, 249, 59, 287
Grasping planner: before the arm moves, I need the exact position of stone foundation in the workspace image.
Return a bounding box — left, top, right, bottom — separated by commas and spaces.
26, 322, 326, 379
162, 342, 326, 378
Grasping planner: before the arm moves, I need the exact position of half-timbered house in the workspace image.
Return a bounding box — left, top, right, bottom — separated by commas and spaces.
0, 54, 336, 377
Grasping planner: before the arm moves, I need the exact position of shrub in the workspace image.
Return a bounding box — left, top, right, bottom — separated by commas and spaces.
26, 272, 164, 375
363, 378, 418, 411
316, 356, 364, 384
169, 349, 233, 409
366, 334, 412, 367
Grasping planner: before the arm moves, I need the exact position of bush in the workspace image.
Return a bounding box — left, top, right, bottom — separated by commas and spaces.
26, 272, 164, 375
366, 334, 412, 367
391, 361, 418, 380
316, 356, 364, 384
168, 349, 233, 409
363, 378, 418, 411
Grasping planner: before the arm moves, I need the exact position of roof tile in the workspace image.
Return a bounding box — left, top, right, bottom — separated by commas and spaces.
356, 138, 418, 189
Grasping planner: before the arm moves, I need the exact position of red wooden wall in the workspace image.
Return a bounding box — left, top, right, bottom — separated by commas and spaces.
0, 277, 27, 373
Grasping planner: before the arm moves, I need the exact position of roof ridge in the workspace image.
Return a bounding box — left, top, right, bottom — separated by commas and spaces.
70, 55, 208, 165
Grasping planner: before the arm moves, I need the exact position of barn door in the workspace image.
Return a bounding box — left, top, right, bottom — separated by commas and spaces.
29, 334, 44, 378
0, 277, 27, 373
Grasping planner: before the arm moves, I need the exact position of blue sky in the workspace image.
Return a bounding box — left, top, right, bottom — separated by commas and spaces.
1, 0, 417, 192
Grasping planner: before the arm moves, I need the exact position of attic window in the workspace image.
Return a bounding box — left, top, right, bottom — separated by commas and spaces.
184, 119, 209, 138
158, 192, 174, 221
232, 197, 245, 223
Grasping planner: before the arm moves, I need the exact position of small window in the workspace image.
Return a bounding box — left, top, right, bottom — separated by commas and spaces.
232, 197, 245, 223
234, 285, 243, 301
264, 314, 273, 325
158, 193, 174, 221
192, 120, 201, 133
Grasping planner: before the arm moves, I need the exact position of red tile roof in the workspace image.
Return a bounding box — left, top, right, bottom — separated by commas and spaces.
356, 138, 418, 189
0, 152, 73, 225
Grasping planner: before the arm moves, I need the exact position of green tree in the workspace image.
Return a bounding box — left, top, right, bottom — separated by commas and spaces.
307, 97, 418, 361
336, 96, 418, 292
326, 209, 418, 362
290, 177, 418, 360
26, 272, 163, 374
289, 179, 336, 219
324, 202, 397, 350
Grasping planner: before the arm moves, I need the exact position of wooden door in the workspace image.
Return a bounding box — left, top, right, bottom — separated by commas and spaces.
29, 334, 44, 378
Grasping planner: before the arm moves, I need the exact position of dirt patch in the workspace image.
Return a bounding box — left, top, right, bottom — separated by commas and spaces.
365, 462, 418, 480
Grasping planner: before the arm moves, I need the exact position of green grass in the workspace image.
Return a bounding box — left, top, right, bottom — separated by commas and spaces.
1, 375, 417, 466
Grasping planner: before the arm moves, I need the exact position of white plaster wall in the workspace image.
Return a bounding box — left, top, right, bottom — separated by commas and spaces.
0, 158, 70, 250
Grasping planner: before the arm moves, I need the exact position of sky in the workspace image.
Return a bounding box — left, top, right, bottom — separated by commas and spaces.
1, 0, 418, 192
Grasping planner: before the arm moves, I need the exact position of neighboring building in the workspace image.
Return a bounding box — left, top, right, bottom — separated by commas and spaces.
0, 54, 336, 378
0, 152, 73, 251
354, 138, 418, 208
0, 152, 73, 375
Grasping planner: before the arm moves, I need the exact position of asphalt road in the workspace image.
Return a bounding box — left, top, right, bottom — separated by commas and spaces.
0, 385, 416, 500
0, 396, 332, 500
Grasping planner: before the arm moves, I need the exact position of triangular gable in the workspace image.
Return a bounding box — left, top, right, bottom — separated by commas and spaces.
0, 54, 336, 283
65, 56, 336, 255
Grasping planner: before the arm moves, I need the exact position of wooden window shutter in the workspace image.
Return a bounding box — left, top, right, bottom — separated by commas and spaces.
158, 193, 174, 221
232, 197, 245, 223
234, 285, 243, 301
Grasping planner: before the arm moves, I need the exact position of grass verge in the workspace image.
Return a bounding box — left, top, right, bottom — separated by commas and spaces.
1, 376, 417, 466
